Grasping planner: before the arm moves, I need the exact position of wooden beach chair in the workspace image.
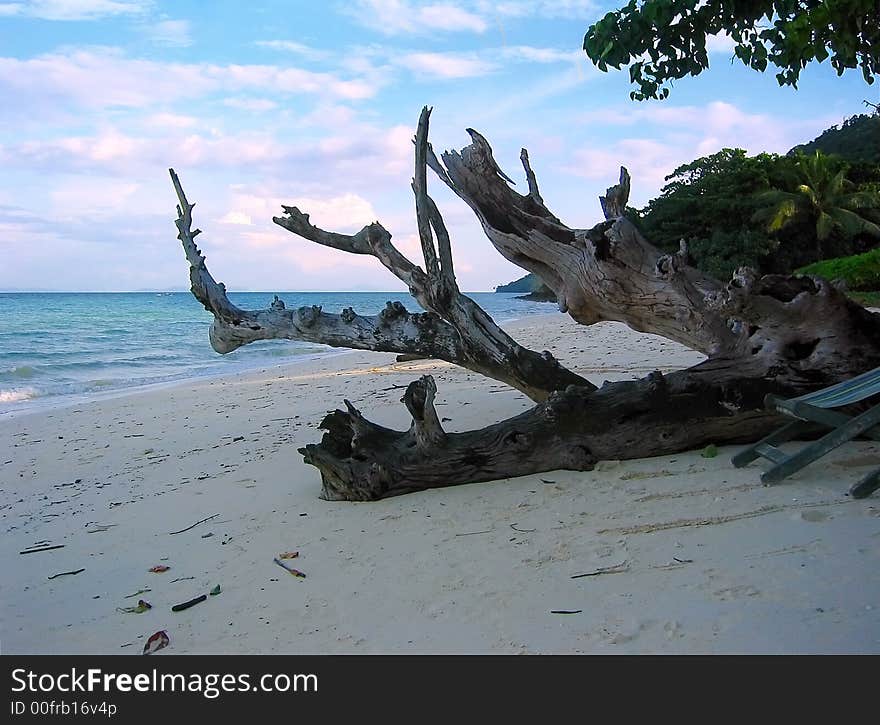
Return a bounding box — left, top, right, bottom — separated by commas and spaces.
731, 365, 880, 498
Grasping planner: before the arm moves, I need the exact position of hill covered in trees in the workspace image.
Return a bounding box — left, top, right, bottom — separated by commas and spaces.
790, 113, 880, 164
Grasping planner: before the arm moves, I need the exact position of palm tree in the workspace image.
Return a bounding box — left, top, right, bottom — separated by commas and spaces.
753, 151, 880, 258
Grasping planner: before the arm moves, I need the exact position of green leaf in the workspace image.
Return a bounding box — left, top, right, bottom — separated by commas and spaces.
701, 444, 718, 459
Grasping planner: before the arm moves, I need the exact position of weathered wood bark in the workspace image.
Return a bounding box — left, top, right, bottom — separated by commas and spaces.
173, 106, 880, 501
304, 369, 777, 501
303, 300, 880, 500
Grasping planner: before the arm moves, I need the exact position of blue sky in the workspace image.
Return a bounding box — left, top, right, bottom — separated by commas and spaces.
0, 0, 874, 292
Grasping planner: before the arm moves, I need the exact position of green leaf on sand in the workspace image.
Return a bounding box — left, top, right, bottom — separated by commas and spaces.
701, 444, 719, 458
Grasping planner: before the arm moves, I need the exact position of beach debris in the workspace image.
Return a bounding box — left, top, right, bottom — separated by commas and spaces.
510, 523, 536, 533
124, 588, 151, 599
672, 557, 693, 564
540, 478, 556, 484
168, 513, 220, 535
701, 444, 719, 458
19, 544, 65, 555
273, 557, 306, 578
201, 532, 214, 538
278, 551, 299, 560
149, 565, 170, 573
86, 524, 117, 534
172, 594, 207, 612
117, 600, 152, 614
550, 610, 582, 615
47, 568, 85, 580
454, 529, 493, 536
571, 561, 629, 579
169, 576, 195, 583
210, 584, 221, 596
143, 630, 169, 655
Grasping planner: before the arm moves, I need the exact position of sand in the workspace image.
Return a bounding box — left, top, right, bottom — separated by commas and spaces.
2, 312, 879, 654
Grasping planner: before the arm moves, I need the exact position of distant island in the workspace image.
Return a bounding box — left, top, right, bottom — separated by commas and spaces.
494, 273, 557, 302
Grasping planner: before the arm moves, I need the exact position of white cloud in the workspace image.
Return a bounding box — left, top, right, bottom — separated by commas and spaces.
145, 112, 199, 128
706, 32, 737, 55
255, 40, 329, 61
0, 0, 149, 20
146, 19, 191, 47
343, 0, 487, 35
480, 0, 598, 19
49, 176, 140, 218
218, 211, 253, 225
565, 101, 844, 206
500, 45, 581, 64
0, 47, 380, 119
222, 97, 278, 112
399, 51, 496, 79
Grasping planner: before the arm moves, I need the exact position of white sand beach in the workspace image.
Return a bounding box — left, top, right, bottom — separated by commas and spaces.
2, 313, 879, 654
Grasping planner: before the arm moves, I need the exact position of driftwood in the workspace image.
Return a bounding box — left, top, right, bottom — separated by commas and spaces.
172, 106, 880, 501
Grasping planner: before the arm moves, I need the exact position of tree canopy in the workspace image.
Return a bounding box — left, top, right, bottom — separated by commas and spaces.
790, 113, 880, 165
635, 144, 880, 279
635, 148, 789, 279
753, 151, 880, 255
584, 0, 880, 100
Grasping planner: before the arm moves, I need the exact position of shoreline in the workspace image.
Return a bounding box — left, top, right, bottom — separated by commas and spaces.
3, 312, 879, 654
0, 303, 553, 422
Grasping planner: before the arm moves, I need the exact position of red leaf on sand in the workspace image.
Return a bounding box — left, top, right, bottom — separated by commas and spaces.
149, 565, 170, 573
142, 630, 169, 655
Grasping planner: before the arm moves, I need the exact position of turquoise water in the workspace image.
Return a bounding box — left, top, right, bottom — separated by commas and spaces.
0, 291, 552, 415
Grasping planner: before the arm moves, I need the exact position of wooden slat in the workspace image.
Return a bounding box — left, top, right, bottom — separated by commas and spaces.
762, 404, 880, 485
796, 366, 880, 408
754, 443, 789, 465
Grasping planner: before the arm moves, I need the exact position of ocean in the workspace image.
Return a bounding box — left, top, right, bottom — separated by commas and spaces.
0, 291, 553, 416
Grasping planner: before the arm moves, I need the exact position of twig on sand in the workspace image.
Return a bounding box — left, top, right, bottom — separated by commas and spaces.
172, 594, 207, 612
510, 523, 536, 533
571, 561, 629, 579
168, 513, 219, 535
550, 610, 582, 615
454, 529, 493, 536
273, 558, 306, 578
47, 568, 85, 580
19, 544, 65, 555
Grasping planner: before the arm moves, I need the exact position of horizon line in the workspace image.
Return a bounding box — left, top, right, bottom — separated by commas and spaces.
0, 289, 504, 294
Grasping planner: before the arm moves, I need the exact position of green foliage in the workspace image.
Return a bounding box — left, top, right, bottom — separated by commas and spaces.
701, 444, 719, 458
584, 0, 880, 100
797, 247, 880, 291
848, 290, 880, 306
637, 148, 789, 279
752, 151, 880, 256
637, 145, 880, 280
790, 114, 880, 165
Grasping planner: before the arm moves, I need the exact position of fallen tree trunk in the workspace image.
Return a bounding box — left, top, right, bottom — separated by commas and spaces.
172, 107, 880, 501
303, 367, 779, 501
